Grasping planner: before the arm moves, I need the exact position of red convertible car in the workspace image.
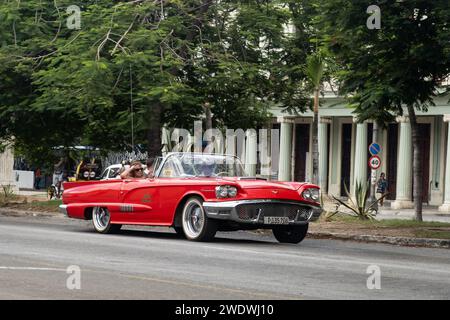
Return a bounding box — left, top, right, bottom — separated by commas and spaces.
60, 152, 322, 243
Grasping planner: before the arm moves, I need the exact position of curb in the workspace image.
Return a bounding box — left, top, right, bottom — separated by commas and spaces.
308, 231, 450, 249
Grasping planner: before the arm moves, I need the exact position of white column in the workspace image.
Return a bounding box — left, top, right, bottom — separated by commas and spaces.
318, 118, 330, 192
392, 116, 414, 209
245, 129, 257, 176
0, 142, 18, 192
439, 115, 450, 212
353, 121, 368, 193
278, 117, 294, 181
162, 126, 177, 155
258, 127, 271, 177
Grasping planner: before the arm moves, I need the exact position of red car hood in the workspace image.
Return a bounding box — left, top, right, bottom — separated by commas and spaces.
219, 177, 306, 191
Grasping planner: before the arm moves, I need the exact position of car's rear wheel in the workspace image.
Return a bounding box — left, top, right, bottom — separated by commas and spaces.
272, 224, 308, 244
92, 207, 122, 234
181, 197, 217, 241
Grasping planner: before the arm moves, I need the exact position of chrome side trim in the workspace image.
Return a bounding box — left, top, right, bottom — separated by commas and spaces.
203, 199, 317, 208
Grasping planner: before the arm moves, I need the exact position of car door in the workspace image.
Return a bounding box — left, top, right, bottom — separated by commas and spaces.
118, 179, 162, 224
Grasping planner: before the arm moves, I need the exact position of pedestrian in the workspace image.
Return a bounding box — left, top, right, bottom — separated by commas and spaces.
376, 172, 388, 206
34, 168, 42, 190
53, 157, 66, 196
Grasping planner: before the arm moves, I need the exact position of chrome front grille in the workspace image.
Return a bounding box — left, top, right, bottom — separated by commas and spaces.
235, 203, 312, 221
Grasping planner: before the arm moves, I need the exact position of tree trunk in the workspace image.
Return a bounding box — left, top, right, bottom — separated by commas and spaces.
407, 105, 423, 221
204, 102, 212, 131
147, 102, 162, 159
311, 89, 319, 185
149, 0, 212, 158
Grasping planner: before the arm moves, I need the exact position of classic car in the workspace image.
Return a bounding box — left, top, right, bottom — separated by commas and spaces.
60, 152, 322, 243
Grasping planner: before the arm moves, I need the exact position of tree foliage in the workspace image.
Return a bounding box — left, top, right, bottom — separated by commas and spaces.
0, 0, 312, 163
317, 0, 450, 123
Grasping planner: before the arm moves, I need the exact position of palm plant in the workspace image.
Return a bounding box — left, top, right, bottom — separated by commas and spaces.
332, 181, 387, 220
304, 53, 324, 186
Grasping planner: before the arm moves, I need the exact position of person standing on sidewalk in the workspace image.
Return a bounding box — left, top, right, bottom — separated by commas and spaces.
34, 168, 42, 190
53, 157, 66, 197
376, 172, 388, 206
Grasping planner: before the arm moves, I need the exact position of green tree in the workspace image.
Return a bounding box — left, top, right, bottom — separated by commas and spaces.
283, 1, 339, 186
1, 1, 304, 165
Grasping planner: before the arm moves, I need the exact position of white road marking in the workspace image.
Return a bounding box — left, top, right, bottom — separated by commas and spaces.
0, 267, 66, 271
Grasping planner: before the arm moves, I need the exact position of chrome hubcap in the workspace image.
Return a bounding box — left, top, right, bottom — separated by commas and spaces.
93, 207, 110, 231
183, 201, 205, 238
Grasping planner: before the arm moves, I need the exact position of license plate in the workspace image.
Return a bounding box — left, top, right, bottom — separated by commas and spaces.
264, 216, 289, 225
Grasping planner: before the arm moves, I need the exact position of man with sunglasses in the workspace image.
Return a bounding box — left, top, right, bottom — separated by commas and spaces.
120, 160, 146, 179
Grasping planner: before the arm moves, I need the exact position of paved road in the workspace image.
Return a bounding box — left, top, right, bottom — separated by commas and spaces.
0, 214, 449, 299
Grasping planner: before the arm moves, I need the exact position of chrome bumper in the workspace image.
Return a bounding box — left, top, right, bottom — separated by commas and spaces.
203, 199, 322, 225
59, 204, 68, 216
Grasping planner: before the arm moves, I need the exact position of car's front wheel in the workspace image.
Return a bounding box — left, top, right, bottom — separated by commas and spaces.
272, 224, 308, 244
92, 207, 122, 234
173, 226, 185, 238
181, 197, 217, 241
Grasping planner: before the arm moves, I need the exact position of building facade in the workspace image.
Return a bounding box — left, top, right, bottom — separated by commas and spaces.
162, 92, 450, 212
264, 93, 450, 212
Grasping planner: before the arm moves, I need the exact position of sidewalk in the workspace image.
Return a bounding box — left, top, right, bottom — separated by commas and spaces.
16, 189, 48, 201
17, 189, 46, 196
323, 197, 450, 223
377, 203, 450, 223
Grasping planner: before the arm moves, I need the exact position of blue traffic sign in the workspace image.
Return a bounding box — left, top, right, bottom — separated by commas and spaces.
369, 143, 381, 155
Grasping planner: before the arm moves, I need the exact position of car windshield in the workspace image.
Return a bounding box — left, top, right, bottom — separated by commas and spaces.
159, 153, 247, 178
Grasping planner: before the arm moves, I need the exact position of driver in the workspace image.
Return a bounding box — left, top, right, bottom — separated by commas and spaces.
120, 160, 146, 179
198, 163, 215, 177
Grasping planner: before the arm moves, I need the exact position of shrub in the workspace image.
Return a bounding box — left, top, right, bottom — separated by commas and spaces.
331, 181, 387, 220
0, 184, 16, 205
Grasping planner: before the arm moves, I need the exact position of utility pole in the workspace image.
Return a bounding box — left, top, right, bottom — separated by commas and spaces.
368, 121, 379, 209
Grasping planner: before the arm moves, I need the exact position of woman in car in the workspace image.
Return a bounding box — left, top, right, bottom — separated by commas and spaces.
120, 160, 146, 179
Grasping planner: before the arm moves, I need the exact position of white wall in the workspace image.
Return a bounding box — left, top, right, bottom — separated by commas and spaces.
0, 144, 18, 191
13, 170, 34, 189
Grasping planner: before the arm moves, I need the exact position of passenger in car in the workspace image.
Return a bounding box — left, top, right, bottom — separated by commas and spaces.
120, 160, 146, 179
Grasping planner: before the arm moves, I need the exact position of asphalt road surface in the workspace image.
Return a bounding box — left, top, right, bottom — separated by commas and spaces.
0, 214, 449, 299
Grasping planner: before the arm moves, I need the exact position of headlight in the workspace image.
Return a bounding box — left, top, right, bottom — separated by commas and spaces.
302, 188, 320, 202
215, 185, 238, 198
310, 188, 320, 201
216, 186, 229, 198
302, 189, 311, 199
227, 186, 238, 197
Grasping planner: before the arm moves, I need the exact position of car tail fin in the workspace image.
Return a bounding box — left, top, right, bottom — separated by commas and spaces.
62, 180, 114, 191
